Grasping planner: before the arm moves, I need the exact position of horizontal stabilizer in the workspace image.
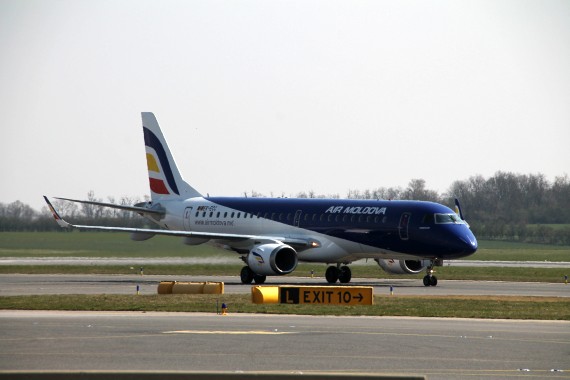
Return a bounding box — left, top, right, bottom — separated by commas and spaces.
43, 196, 72, 228
54, 197, 165, 216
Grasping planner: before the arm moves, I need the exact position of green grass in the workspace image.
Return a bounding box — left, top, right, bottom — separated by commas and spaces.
2, 232, 569, 261
0, 232, 225, 258
0, 294, 568, 320
471, 240, 570, 262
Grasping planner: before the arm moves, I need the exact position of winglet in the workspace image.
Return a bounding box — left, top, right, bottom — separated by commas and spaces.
43, 196, 72, 228
454, 198, 471, 228
454, 198, 464, 220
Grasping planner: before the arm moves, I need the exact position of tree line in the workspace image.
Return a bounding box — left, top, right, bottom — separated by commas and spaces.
2, 172, 569, 244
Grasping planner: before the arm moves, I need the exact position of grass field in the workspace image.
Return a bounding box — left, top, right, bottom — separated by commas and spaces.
470, 240, 570, 261
0, 232, 224, 258
1, 232, 569, 260
0, 294, 568, 320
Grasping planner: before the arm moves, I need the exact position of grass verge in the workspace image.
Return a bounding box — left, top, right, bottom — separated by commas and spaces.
2, 232, 570, 261
0, 294, 568, 320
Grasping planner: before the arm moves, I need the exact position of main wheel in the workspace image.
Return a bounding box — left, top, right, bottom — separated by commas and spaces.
325, 266, 339, 283
430, 275, 438, 286
253, 274, 267, 284
338, 266, 352, 283
240, 266, 254, 284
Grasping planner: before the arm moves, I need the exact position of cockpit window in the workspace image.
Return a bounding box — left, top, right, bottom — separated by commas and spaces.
435, 213, 464, 224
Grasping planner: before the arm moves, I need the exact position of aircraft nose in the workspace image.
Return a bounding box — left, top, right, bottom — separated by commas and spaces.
457, 230, 478, 255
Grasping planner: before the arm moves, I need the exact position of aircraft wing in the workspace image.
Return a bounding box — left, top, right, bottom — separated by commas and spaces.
44, 196, 315, 249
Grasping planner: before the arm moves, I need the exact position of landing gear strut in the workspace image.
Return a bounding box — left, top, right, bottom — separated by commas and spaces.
325, 264, 352, 284
422, 263, 438, 286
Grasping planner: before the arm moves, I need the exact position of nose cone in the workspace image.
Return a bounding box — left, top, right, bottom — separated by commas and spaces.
457, 229, 478, 256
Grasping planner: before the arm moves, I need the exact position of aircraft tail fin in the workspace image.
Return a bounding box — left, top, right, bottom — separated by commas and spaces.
142, 112, 202, 201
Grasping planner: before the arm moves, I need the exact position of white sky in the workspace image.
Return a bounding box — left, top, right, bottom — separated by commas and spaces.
1, 0, 569, 211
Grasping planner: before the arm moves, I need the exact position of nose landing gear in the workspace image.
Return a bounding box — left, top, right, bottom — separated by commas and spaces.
423, 263, 438, 286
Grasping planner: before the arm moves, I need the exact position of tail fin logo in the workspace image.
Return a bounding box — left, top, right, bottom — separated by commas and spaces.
143, 127, 180, 195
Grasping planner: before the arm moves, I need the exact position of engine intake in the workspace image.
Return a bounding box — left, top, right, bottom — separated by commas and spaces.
247, 243, 298, 276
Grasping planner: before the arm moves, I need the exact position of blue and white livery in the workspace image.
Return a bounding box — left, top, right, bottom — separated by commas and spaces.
45, 112, 478, 286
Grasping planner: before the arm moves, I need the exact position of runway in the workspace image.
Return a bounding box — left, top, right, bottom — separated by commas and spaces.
0, 274, 568, 298
0, 310, 568, 379
1, 274, 569, 379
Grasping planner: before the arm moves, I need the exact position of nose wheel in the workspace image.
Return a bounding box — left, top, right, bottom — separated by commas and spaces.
423, 265, 438, 286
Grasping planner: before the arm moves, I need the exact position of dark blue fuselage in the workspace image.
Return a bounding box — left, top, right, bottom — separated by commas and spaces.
206, 197, 477, 260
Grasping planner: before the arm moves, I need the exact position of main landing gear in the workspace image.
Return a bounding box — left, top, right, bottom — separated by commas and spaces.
422, 263, 438, 287
325, 264, 352, 284
240, 266, 266, 284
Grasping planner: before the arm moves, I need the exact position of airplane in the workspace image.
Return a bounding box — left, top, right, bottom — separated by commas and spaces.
44, 112, 478, 286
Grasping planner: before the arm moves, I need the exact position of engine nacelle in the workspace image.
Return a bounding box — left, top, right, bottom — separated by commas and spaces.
130, 232, 156, 241
183, 237, 210, 246
247, 243, 298, 276
375, 259, 431, 275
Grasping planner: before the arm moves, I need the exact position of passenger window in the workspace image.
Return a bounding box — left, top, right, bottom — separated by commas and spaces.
224, 212, 228, 218
237, 213, 241, 218
209, 212, 213, 217
216, 212, 220, 217
202, 212, 206, 217
195, 212, 199, 217
231, 212, 235, 218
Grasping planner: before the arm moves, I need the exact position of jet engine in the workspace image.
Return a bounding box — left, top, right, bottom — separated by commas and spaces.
375, 258, 431, 274
130, 232, 156, 241
247, 243, 298, 276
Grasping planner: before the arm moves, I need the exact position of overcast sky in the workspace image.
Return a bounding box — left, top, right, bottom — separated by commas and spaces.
2, 0, 569, 211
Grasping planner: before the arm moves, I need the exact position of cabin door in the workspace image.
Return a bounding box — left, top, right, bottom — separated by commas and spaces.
398, 212, 410, 240
183, 207, 193, 230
